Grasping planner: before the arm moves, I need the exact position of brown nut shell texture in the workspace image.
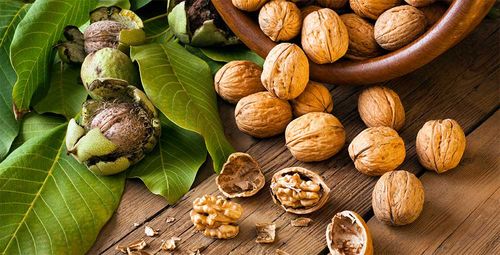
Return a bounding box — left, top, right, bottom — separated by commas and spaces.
235, 91, 293, 138
233, 0, 268, 12
286, 112, 345, 162
270, 167, 330, 214
259, 0, 302, 42
216, 152, 265, 198
374, 5, 427, 51
358, 86, 405, 130
261, 43, 309, 100
326, 210, 373, 255
190, 195, 243, 239
372, 170, 425, 226
416, 119, 466, 173
348, 126, 405, 176
340, 14, 383, 60
301, 8, 349, 64
350, 0, 401, 20
290, 81, 333, 117
214, 61, 265, 104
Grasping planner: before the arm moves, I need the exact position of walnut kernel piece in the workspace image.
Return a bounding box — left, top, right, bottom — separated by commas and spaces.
291, 217, 313, 227
161, 237, 181, 251
326, 211, 373, 255
374, 5, 427, 51
290, 81, 333, 117
144, 226, 159, 237
416, 119, 466, 173
190, 195, 243, 239
232, 0, 268, 11
372, 170, 425, 226
258, 0, 302, 42
214, 61, 265, 104
405, 0, 436, 7
116, 239, 147, 254
255, 223, 276, 243
216, 152, 265, 198
317, 0, 347, 9
350, 0, 401, 20
340, 14, 383, 60
358, 86, 405, 130
348, 127, 405, 176
270, 167, 330, 214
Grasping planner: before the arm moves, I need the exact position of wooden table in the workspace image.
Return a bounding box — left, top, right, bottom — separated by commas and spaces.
89, 18, 499, 255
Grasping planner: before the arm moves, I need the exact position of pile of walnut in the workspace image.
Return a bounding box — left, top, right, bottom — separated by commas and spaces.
233, 0, 449, 62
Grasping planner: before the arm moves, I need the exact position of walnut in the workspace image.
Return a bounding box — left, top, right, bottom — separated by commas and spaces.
350, 0, 401, 20
214, 61, 266, 104
348, 126, 406, 176
235, 91, 293, 138
419, 3, 447, 27
326, 211, 373, 255
300, 5, 322, 20
301, 8, 349, 64
261, 43, 309, 100
290, 81, 333, 117
216, 152, 265, 198
358, 86, 405, 130
190, 195, 243, 239
405, 0, 436, 7
232, 0, 268, 11
285, 112, 345, 162
270, 167, 330, 214
258, 0, 302, 42
416, 119, 466, 173
255, 223, 276, 243
374, 5, 427, 51
340, 14, 383, 60
372, 170, 425, 226
317, 0, 347, 9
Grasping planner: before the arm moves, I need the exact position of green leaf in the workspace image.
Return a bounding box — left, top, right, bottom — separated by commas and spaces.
11, 113, 66, 151
0, 124, 126, 254
130, 42, 235, 172
10, 0, 97, 117
128, 116, 206, 204
0, 1, 30, 160
34, 63, 88, 119
143, 14, 173, 43
185, 45, 224, 76
130, 0, 152, 10
97, 0, 130, 9
200, 45, 265, 66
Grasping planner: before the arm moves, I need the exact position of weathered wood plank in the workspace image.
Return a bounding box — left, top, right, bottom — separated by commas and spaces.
367, 111, 499, 255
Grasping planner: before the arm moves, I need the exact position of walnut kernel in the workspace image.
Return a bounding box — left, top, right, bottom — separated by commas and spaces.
255, 223, 276, 243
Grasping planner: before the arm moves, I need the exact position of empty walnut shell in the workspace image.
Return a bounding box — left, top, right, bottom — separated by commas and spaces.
270, 167, 330, 214
358, 86, 405, 131
326, 210, 373, 255
340, 14, 383, 60
216, 152, 265, 198
258, 0, 302, 42
350, 0, 401, 20
290, 81, 333, 117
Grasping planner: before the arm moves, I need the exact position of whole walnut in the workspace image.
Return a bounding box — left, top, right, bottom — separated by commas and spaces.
419, 3, 448, 27
302, 8, 349, 64
372, 170, 425, 226
290, 81, 333, 117
317, 0, 347, 9
261, 43, 309, 100
235, 91, 293, 138
258, 0, 302, 42
358, 86, 405, 130
405, 0, 436, 7
300, 5, 322, 20
348, 126, 405, 176
285, 112, 345, 162
214, 61, 266, 104
416, 119, 466, 173
232, 0, 268, 11
350, 0, 401, 20
340, 14, 383, 60
374, 6, 427, 51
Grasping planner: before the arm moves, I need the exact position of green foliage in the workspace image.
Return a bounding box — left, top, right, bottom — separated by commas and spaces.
143, 14, 173, 43
11, 113, 66, 151
200, 45, 265, 66
130, 0, 152, 10
98, 0, 131, 9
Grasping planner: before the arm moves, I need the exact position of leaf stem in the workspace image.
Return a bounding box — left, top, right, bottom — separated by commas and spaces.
143, 13, 169, 24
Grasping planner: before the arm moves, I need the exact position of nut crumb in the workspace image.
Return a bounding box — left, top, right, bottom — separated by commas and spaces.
165, 216, 176, 223
133, 222, 140, 227
291, 217, 313, 227
116, 239, 147, 254
161, 237, 181, 251
255, 223, 276, 244
144, 226, 159, 237
276, 249, 290, 255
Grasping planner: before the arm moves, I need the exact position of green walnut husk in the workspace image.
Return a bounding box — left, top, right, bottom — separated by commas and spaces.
56, 26, 86, 64
66, 78, 161, 175
168, 0, 238, 47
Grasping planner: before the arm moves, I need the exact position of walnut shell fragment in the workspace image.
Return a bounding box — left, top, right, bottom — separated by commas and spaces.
216, 152, 265, 198
270, 167, 330, 214
358, 86, 405, 130
255, 223, 276, 243
326, 211, 373, 255
291, 217, 313, 227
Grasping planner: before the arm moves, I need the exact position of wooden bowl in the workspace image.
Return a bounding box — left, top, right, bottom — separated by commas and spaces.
212, 0, 495, 85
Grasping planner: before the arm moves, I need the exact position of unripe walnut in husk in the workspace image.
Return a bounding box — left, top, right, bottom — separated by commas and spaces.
233, 0, 268, 11
340, 14, 383, 60
350, 0, 401, 20
416, 119, 466, 173
235, 91, 292, 138
358, 86, 405, 130
348, 127, 405, 176
261, 43, 309, 100
372, 170, 425, 226
258, 0, 302, 42
214, 61, 265, 104
290, 81, 333, 117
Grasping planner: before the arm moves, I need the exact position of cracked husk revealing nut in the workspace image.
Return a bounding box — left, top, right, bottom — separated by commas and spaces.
270, 167, 330, 214
372, 170, 425, 226
302, 8, 349, 64
259, 0, 302, 42
348, 126, 405, 176
358, 86, 405, 130
190, 195, 243, 239
232, 0, 268, 11
340, 14, 383, 60
416, 119, 466, 173
317, 0, 347, 9
216, 152, 265, 198
255, 223, 276, 243
235, 91, 293, 138
290, 81, 333, 117
326, 211, 373, 255
214, 61, 265, 104
286, 112, 345, 162
350, 0, 401, 20
405, 0, 436, 7
261, 43, 309, 100
374, 5, 427, 51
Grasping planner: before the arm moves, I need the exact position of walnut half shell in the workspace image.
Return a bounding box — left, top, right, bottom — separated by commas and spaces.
216, 152, 265, 198
326, 211, 373, 255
